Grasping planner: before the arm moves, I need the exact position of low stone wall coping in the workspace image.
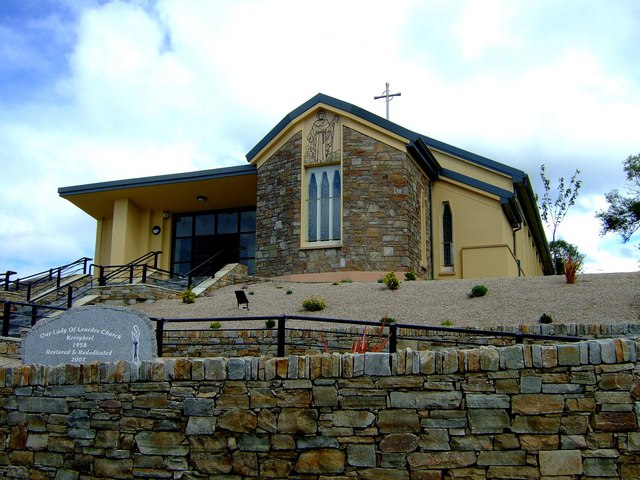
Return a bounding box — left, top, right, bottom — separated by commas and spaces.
2, 337, 637, 386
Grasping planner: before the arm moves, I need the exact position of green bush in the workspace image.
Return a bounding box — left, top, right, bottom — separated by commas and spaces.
302, 295, 327, 312
286, 289, 293, 294
441, 319, 454, 327
210, 321, 221, 329
265, 319, 276, 329
380, 316, 396, 324
468, 285, 488, 298
539, 313, 553, 324
383, 272, 400, 290
180, 288, 196, 304
404, 271, 417, 281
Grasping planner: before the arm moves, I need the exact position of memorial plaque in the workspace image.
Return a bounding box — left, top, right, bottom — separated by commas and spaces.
22, 305, 157, 366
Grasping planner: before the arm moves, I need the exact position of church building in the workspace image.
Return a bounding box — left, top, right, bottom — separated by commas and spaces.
59, 93, 553, 281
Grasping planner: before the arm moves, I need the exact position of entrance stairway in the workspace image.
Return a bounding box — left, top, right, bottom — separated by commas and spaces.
1, 255, 249, 337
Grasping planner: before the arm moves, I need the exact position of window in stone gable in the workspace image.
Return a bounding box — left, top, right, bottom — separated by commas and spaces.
306, 165, 341, 244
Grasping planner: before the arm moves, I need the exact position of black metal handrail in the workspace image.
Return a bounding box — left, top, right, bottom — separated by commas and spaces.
95, 251, 162, 286
182, 246, 242, 287
2, 257, 92, 301
1, 300, 67, 337
151, 314, 582, 358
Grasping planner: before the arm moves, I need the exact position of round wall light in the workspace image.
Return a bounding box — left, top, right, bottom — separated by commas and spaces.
151, 225, 161, 235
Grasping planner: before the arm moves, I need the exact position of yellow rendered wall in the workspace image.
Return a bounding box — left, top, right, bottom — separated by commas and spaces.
432, 180, 517, 279
513, 223, 545, 277
431, 150, 514, 193
94, 203, 172, 271
94, 218, 113, 266
432, 180, 547, 279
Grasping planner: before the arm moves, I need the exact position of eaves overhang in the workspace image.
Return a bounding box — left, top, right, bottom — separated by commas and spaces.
58, 164, 258, 220
407, 136, 441, 181
246, 93, 423, 163
420, 135, 527, 183
440, 168, 514, 201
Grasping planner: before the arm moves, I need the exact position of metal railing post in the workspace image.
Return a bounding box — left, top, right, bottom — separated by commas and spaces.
153, 251, 160, 268
26, 283, 32, 302
98, 265, 106, 286
2, 302, 11, 337
389, 324, 397, 353
3, 271, 16, 291
83, 257, 90, 274
156, 319, 165, 356
67, 285, 73, 309
142, 264, 148, 284
31, 305, 38, 326
129, 266, 134, 284
277, 315, 286, 357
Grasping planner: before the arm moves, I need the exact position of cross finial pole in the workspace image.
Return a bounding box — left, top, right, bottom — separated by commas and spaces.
374, 82, 401, 120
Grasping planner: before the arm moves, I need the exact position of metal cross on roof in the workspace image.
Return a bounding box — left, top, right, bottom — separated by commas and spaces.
374, 82, 401, 120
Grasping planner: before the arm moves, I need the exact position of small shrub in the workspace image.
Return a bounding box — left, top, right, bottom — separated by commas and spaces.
564, 255, 583, 284
286, 289, 293, 295
333, 279, 353, 286
210, 321, 221, 329
441, 319, 454, 327
332, 281, 341, 285
377, 278, 384, 283
302, 295, 327, 312
265, 319, 276, 329
468, 284, 488, 298
539, 313, 553, 324
180, 288, 196, 304
383, 272, 400, 290
248, 291, 254, 295
404, 271, 417, 281
380, 316, 396, 324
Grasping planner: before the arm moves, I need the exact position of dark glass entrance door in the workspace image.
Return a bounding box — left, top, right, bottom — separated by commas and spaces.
171, 209, 256, 277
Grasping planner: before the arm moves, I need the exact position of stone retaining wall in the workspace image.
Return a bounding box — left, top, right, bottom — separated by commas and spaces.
2, 338, 640, 479
159, 322, 640, 358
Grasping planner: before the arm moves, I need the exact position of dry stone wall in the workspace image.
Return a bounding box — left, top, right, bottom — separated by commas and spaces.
2, 338, 640, 479
160, 322, 640, 359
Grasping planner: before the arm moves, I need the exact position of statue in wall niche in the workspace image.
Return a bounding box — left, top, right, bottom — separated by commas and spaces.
306, 110, 339, 164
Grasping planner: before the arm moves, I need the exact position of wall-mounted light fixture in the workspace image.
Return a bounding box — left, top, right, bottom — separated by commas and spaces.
162, 211, 171, 219
196, 195, 207, 202
151, 225, 161, 235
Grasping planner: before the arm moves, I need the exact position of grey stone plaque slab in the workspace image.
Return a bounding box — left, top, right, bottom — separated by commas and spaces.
22, 306, 157, 366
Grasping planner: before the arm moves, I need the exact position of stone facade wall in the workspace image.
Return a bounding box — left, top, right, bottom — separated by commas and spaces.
255, 132, 303, 278
342, 127, 431, 275
2, 338, 640, 479
255, 126, 432, 278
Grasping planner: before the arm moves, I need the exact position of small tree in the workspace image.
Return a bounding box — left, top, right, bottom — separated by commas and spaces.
549, 239, 584, 274
596, 154, 640, 246
538, 164, 583, 272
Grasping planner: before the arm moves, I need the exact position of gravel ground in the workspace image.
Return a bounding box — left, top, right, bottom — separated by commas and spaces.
133, 272, 640, 331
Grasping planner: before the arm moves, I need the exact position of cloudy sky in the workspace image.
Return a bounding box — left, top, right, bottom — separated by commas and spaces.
1, 0, 638, 277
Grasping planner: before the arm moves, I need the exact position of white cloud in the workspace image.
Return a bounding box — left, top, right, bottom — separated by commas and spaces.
1, 0, 639, 276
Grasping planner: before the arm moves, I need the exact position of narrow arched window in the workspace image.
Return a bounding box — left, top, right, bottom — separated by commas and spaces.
306, 165, 341, 243
442, 203, 454, 269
